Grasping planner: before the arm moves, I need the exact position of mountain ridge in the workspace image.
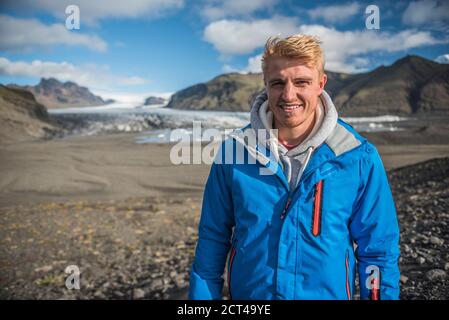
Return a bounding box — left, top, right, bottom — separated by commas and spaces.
0, 85, 61, 143
8, 78, 112, 109
167, 55, 449, 116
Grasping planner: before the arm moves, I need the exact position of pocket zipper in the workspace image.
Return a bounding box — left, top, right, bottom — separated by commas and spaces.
369, 268, 381, 300
228, 244, 237, 299
312, 180, 323, 237
345, 251, 351, 300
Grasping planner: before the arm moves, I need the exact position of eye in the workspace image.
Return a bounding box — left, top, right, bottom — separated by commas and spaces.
295, 80, 310, 87
270, 81, 284, 88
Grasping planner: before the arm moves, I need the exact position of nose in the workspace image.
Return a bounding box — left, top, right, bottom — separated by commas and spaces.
281, 81, 296, 102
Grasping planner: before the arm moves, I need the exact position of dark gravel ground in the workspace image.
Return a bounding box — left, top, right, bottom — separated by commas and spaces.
0, 157, 448, 300
0, 197, 200, 300
389, 157, 449, 300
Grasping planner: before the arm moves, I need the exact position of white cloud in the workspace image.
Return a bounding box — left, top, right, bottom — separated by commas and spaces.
402, 0, 449, 27
0, 15, 107, 52
222, 64, 239, 73
308, 2, 361, 24
0, 57, 148, 92
203, 17, 300, 56
300, 25, 440, 72
204, 17, 445, 73
245, 53, 263, 73
201, 0, 278, 20
3, 0, 184, 25
300, 24, 443, 72
221, 53, 263, 75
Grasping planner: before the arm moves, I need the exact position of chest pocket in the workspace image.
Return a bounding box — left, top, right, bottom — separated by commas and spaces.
308, 174, 357, 239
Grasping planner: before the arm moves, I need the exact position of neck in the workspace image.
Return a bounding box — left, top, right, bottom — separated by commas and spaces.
275, 110, 316, 146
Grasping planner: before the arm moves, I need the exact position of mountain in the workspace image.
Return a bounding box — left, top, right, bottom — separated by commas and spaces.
167, 55, 449, 116
143, 96, 166, 106
322, 70, 355, 98
8, 78, 109, 109
0, 85, 61, 143
334, 55, 449, 116
435, 54, 449, 64
167, 72, 265, 112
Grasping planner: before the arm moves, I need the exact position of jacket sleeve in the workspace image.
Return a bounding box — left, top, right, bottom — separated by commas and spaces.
349, 146, 400, 300
189, 156, 235, 300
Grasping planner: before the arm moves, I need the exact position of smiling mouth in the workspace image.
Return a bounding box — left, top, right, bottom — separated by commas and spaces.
279, 104, 304, 111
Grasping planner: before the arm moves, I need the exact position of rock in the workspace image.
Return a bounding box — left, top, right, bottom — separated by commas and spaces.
430, 236, 444, 246
133, 288, 145, 299
114, 290, 125, 298
149, 278, 164, 291
34, 265, 53, 273
143, 96, 166, 106
93, 290, 106, 299
400, 275, 409, 284
417, 257, 426, 265
445, 262, 449, 271
175, 276, 186, 288
426, 269, 447, 281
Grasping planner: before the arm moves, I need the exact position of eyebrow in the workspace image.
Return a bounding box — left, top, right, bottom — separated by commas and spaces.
268, 77, 313, 84
294, 77, 313, 81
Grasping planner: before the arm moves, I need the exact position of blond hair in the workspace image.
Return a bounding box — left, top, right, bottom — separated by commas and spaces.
261, 34, 325, 75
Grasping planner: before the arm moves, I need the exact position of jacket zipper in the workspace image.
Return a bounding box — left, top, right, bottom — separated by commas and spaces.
228, 244, 237, 300
312, 180, 323, 236
280, 196, 292, 220
345, 250, 351, 300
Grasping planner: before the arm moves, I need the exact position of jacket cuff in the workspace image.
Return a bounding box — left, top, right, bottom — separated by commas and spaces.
188, 266, 223, 300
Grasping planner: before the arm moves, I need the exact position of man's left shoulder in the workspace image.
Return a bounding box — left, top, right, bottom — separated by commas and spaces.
324, 118, 382, 161
339, 118, 385, 158
325, 119, 363, 154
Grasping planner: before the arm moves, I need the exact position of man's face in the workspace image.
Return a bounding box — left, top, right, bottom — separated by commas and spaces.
264, 56, 327, 130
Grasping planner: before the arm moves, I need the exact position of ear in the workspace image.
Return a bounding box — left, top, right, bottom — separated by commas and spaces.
318, 73, 327, 94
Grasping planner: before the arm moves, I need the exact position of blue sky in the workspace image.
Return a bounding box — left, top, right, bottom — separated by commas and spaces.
0, 0, 448, 103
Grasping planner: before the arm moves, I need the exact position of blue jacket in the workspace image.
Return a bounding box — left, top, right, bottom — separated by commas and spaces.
189, 119, 400, 300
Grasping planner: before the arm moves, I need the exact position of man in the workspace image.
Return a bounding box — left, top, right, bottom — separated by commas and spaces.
189, 34, 400, 300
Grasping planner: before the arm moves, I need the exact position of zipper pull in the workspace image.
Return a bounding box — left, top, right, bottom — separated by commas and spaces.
280, 197, 291, 220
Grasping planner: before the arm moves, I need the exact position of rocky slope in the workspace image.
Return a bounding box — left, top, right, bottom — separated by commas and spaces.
334, 56, 449, 116
8, 78, 110, 109
143, 96, 166, 106
167, 55, 449, 116
167, 72, 264, 112
0, 85, 61, 143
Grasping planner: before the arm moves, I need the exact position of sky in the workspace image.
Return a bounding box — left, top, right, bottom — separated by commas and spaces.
0, 0, 448, 103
